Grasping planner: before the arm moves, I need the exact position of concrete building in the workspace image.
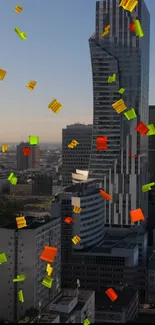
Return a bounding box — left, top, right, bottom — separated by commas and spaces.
147, 249, 155, 304
57, 180, 105, 267
32, 173, 53, 196
148, 106, 155, 215
31, 289, 95, 324
148, 106, 155, 182
0, 215, 61, 322
52, 181, 147, 302
62, 124, 92, 187
95, 287, 138, 323
10, 183, 32, 196
17, 142, 40, 171
88, 0, 150, 226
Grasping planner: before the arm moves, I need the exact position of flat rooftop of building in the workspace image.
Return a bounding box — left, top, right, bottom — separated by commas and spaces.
38, 313, 59, 323
52, 289, 94, 308
64, 178, 99, 192
2, 216, 53, 230
81, 241, 137, 254
95, 287, 137, 313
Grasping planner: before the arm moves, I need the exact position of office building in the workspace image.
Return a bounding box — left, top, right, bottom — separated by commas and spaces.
17, 142, 40, 170
32, 173, 53, 196
148, 105, 155, 203
0, 216, 61, 322
10, 182, 32, 196
62, 124, 92, 187
31, 289, 95, 324
52, 181, 147, 302
147, 249, 155, 304
88, 0, 150, 226
95, 287, 138, 323
148, 106, 155, 180
147, 106, 155, 246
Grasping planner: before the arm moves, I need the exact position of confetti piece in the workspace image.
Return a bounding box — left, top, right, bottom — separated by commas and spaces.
8, 172, 18, 185
129, 208, 145, 223
68, 143, 74, 149
42, 275, 54, 288
0, 69, 7, 81
112, 99, 127, 114
46, 264, 53, 277
124, 108, 137, 120
118, 88, 125, 94
14, 5, 23, 14
26, 81, 37, 91
29, 135, 39, 145
108, 73, 116, 83
14, 26, 27, 40
73, 206, 82, 213
22, 147, 31, 156
142, 182, 155, 193
119, 0, 138, 12
134, 20, 144, 38
100, 189, 112, 200
2, 144, 8, 152
105, 288, 118, 302
101, 25, 111, 37
129, 22, 135, 31
48, 99, 63, 113
18, 290, 24, 303
16, 216, 27, 229
128, 150, 138, 159
83, 319, 91, 325
146, 124, 155, 136
13, 274, 26, 282
0, 253, 7, 264
68, 140, 79, 148
72, 235, 81, 245
64, 217, 76, 224
96, 136, 108, 150
135, 122, 149, 136
40, 246, 58, 263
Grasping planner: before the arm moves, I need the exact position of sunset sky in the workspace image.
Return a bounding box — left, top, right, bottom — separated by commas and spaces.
0, 0, 154, 143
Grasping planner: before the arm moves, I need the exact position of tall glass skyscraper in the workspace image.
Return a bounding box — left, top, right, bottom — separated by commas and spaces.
89, 0, 150, 226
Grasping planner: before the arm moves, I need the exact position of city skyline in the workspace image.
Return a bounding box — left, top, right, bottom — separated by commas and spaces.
0, 0, 154, 143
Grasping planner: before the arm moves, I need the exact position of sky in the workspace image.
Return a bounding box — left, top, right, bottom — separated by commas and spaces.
0, 0, 154, 143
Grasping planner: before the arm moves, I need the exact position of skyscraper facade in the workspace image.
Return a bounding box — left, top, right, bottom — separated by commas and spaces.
148, 106, 155, 183
62, 124, 92, 187
88, 0, 150, 226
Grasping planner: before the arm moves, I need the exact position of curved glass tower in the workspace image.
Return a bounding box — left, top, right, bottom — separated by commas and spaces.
89, 0, 150, 225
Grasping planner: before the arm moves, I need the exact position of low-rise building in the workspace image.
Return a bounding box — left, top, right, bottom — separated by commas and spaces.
95, 286, 138, 323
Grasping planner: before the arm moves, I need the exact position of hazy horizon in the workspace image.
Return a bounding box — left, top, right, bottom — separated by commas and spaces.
0, 0, 154, 143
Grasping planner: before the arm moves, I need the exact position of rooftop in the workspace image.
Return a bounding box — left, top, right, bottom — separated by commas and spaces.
2, 216, 53, 230
96, 286, 138, 313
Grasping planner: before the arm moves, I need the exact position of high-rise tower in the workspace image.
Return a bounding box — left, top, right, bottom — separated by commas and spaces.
89, 0, 150, 226
62, 124, 92, 187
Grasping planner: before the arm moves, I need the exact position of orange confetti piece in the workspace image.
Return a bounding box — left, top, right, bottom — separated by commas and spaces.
100, 189, 112, 200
